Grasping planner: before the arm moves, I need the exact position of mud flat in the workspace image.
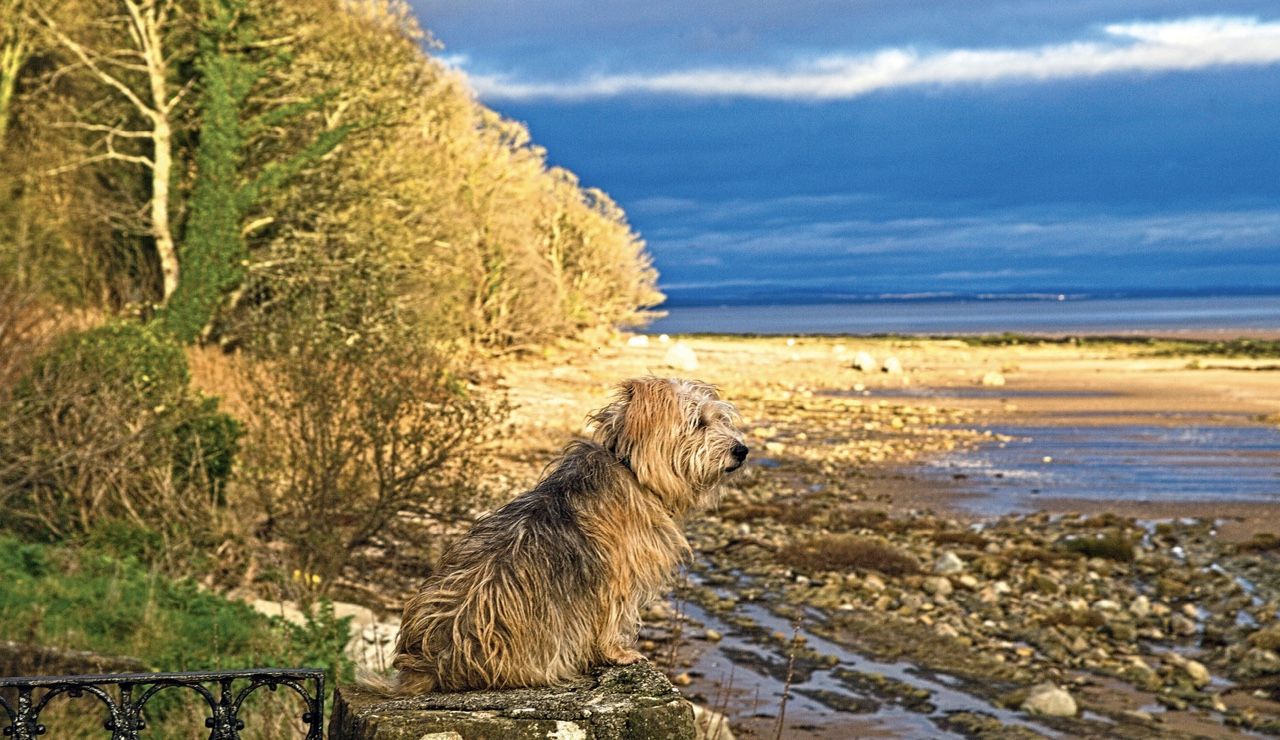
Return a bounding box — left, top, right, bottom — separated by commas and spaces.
476, 335, 1280, 737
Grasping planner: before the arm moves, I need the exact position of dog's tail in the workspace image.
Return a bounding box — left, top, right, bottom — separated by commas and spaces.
354, 666, 438, 697
354, 667, 402, 697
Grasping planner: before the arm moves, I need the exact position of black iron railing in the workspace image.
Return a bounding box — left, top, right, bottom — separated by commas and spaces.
0, 668, 324, 739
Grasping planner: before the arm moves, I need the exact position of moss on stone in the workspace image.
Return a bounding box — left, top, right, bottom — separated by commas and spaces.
329, 664, 694, 740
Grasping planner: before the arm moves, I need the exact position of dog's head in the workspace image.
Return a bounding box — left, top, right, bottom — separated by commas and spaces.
590, 377, 747, 514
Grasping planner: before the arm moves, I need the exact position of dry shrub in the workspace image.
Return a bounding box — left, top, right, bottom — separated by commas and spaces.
0, 322, 240, 554
780, 534, 920, 576
0, 277, 55, 392
238, 318, 505, 597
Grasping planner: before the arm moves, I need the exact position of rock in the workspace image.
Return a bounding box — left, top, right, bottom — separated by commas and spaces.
882, 357, 903, 374
658, 334, 670, 344
981, 371, 1006, 387
703, 629, 723, 642
664, 342, 699, 372
863, 574, 886, 592
1183, 660, 1211, 688
1020, 684, 1077, 717
334, 601, 377, 628
1093, 599, 1121, 612
933, 552, 965, 575
249, 598, 307, 627
626, 335, 651, 347
1106, 621, 1137, 642
330, 664, 695, 740
922, 577, 954, 597
957, 575, 979, 590
1129, 595, 1151, 619
854, 351, 877, 373
690, 703, 735, 740
935, 623, 960, 639
673, 672, 692, 686
1170, 614, 1197, 637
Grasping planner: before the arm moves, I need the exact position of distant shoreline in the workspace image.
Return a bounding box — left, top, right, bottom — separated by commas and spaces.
645, 294, 1280, 338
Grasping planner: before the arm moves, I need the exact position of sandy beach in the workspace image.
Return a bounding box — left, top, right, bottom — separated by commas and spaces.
472, 334, 1280, 738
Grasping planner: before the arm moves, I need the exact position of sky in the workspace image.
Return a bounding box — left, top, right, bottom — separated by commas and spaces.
411, 1, 1280, 307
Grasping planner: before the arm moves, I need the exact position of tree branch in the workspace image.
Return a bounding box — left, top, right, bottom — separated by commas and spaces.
30, 2, 159, 121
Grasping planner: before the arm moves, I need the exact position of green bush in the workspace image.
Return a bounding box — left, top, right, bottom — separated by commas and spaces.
0, 321, 241, 546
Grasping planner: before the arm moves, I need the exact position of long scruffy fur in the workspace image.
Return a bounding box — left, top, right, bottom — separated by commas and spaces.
385, 377, 747, 694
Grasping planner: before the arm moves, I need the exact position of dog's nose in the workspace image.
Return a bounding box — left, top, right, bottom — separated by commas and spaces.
731, 443, 749, 462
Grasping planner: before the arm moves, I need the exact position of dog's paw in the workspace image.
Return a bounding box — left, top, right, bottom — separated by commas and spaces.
606, 648, 648, 666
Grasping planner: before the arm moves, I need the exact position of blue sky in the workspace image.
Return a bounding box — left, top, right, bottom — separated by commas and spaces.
412, 2, 1280, 306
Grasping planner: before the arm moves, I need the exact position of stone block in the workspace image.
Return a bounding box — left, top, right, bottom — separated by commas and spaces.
329, 664, 695, 740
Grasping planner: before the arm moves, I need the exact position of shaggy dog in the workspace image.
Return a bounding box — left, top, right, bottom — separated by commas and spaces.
387, 376, 747, 694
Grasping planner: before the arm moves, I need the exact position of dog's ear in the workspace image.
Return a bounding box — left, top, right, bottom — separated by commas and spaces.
591, 377, 678, 466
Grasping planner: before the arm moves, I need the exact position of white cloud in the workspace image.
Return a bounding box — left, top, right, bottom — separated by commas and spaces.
469, 16, 1280, 101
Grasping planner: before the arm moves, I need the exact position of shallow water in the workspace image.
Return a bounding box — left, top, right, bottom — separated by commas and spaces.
679, 578, 1059, 739
927, 424, 1280, 514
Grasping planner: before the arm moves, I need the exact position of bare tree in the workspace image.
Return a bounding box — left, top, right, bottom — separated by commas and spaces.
0, 0, 32, 146
32, 0, 184, 302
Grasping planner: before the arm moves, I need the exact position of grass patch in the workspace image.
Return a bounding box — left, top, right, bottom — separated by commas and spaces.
0, 535, 354, 735
1150, 339, 1280, 359
780, 534, 920, 576
1058, 532, 1136, 562
0, 534, 352, 679
928, 530, 990, 548
1238, 532, 1280, 553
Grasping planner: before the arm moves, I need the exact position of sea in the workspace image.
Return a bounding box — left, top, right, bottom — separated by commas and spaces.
645, 294, 1280, 336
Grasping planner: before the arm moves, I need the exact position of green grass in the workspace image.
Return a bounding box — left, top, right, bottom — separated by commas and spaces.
0, 535, 354, 736
0, 534, 352, 680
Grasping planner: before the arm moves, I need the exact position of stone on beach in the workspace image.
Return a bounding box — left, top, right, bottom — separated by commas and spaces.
1020, 684, 1077, 717
854, 351, 877, 372
933, 551, 965, 575
882, 356, 903, 374
981, 371, 1006, 386
664, 342, 699, 371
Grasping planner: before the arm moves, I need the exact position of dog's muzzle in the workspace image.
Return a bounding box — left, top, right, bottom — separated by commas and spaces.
725, 443, 749, 472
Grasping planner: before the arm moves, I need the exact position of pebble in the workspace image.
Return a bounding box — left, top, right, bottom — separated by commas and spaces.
933, 552, 965, 575
1183, 659, 1211, 688
922, 576, 954, 597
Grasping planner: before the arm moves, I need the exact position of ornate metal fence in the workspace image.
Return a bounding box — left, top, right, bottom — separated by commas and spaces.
0, 668, 324, 739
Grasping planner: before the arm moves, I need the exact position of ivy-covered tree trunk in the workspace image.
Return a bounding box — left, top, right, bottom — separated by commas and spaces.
164, 0, 350, 343
163, 0, 251, 343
